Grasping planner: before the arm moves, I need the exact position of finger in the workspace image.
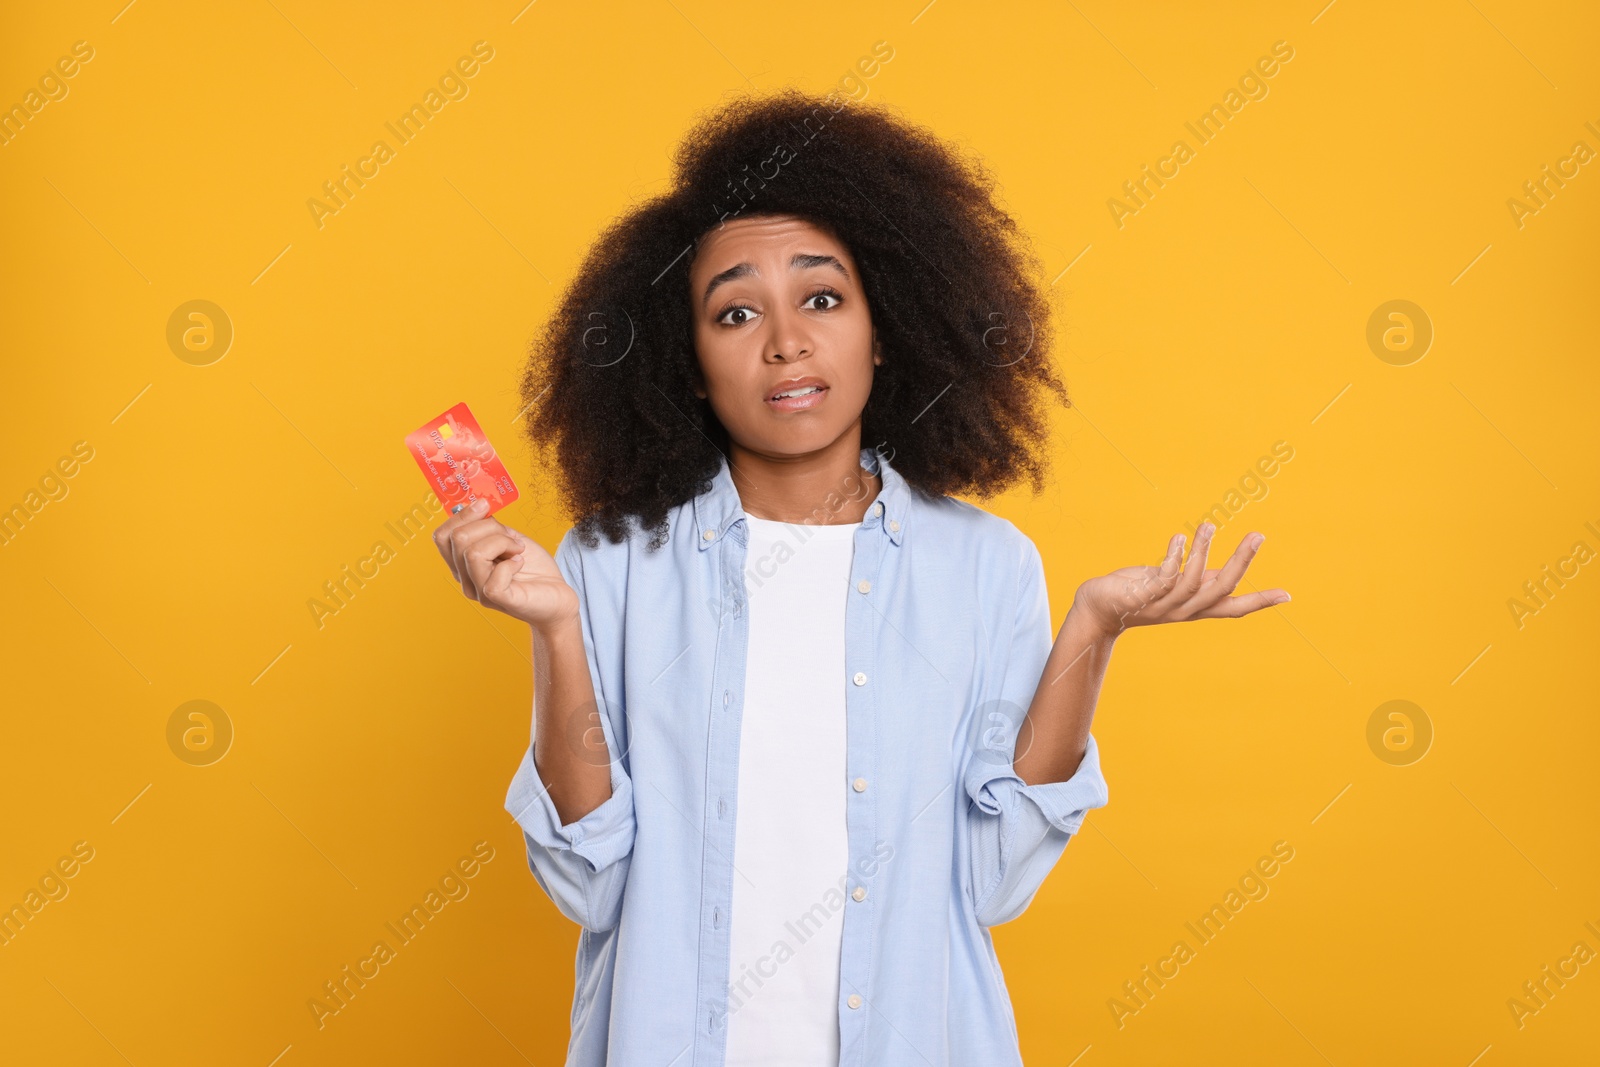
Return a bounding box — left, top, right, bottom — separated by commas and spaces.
1122, 534, 1185, 623
1186, 532, 1266, 614
1145, 533, 1184, 591
1147, 524, 1214, 616
504, 527, 539, 561
457, 528, 519, 601
446, 516, 510, 596
1179, 523, 1215, 594
451, 523, 500, 601
1193, 587, 1291, 619
482, 554, 523, 605
435, 497, 489, 539
462, 532, 523, 592
448, 514, 512, 555
433, 500, 492, 578
433, 515, 470, 581
460, 528, 520, 563
1159, 532, 1184, 574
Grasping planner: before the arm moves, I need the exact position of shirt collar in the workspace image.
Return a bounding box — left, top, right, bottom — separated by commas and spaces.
692, 447, 910, 550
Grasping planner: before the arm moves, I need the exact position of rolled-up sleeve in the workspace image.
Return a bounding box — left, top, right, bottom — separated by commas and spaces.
961, 534, 1110, 928
504, 529, 637, 933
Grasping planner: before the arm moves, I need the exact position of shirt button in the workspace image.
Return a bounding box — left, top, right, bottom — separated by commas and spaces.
702, 529, 715, 541
889, 520, 900, 533
872, 503, 882, 516
852, 886, 867, 902
853, 777, 867, 792
848, 994, 863, 1009
856, 579, 871, 594
852, 671, 867, 686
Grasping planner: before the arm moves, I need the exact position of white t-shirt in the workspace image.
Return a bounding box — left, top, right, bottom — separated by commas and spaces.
723, 513, 860, 1067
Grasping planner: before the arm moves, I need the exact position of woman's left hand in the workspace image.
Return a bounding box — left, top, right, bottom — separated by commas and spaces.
1071, 522, 1290, 637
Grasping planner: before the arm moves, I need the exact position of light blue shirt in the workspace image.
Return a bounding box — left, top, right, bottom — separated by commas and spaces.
505, 446, 1110, 1066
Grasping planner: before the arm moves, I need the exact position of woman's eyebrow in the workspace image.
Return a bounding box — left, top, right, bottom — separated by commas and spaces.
701, 253, 851, 310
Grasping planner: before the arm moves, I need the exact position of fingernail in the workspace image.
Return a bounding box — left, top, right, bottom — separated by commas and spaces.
471, 498, 488, 513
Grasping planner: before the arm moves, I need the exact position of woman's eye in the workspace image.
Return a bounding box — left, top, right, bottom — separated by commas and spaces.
717, 290, 839, 326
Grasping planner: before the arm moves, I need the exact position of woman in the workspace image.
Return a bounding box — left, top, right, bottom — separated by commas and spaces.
433, 89, 1286, 1067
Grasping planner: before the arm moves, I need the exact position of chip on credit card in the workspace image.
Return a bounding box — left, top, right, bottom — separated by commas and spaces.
404, 402, 520, 516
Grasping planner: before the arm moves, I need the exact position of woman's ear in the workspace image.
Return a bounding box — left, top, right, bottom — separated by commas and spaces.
872, 330, 883, 366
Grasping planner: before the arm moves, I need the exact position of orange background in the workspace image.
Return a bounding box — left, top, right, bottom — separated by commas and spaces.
2, 1, 1597, 1064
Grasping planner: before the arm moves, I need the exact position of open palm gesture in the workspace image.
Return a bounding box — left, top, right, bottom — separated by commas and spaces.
1072, 522, 1290, 636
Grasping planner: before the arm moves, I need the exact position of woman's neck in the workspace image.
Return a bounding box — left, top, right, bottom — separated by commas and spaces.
727, 437, 881, 525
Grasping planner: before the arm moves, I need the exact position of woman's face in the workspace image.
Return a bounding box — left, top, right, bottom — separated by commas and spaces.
688, 213, 880, 460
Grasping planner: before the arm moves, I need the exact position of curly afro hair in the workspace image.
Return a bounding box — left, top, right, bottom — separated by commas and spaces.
518, 87, 1070, 550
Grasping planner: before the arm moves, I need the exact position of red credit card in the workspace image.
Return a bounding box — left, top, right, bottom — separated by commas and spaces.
404, 402, 520, 516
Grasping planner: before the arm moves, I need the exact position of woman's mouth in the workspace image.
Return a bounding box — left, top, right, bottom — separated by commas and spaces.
765, 381, 828, 412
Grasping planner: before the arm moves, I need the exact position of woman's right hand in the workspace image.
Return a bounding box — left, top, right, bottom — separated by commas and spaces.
432, 498, 578, 628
